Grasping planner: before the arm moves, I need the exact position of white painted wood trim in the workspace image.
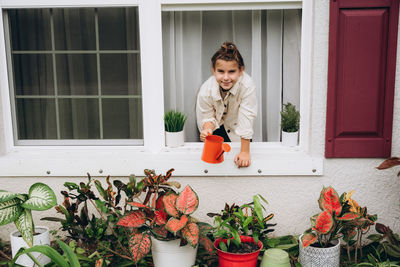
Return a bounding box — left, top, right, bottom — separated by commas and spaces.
161, 2, 302, 11
0, 0, 140, 8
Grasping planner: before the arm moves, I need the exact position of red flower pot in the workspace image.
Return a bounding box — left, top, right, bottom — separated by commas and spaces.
214, 235, 263, 267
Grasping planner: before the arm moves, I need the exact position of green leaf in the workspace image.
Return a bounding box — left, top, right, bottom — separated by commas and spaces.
0, 198, 22, 225
12, 245, 69, 267
15, 209, 34, 247
57, 239, 81, 267
243, 216, 253, 229
218, 241, 227, 252
275, 243, 298, 250
253, 195, 264, 222
94, 180, 107, 200
0, 190, 20, 203
22, 183, 57, 211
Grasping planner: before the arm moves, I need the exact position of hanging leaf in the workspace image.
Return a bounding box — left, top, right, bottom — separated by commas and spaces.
313, 211, 333, 234
165, 215, 188, 234
127, 202, 149, 209
199, 236, 214, 253
0, 198, 22, 226
22, 183, 57, 211
129, 233, 151, 263
163, 192, 179, 218
337, 212, 359, 221
154, 210, 167, 225
152, 225, 168, 238
181, 222, 199, 247
176, 186, 199, 215
301, 232, 317, 248
0, 191, 20, 203
377, 157, 400, 170
342, 227, 357, 242
15, 209, 34, 247
117, 211, 146, 228
318, 186, 342, 216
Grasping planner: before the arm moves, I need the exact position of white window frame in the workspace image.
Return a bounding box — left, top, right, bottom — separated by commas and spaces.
0, 0, 322, 177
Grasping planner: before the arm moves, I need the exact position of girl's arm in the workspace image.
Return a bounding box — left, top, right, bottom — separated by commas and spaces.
234, 138, 251, 168
200, 121, 215, 141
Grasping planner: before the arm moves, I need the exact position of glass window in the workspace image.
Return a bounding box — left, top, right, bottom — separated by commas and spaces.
8, 7, 143, 143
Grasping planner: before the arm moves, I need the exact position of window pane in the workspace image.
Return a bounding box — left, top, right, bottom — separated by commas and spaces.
98, 8, 139, 50
13, 54, 54, 95
53, 8, 96, 50
9, 9, 52, 51
59, 99, 100, 139
56, 54, 98, 95
102, 98, 143, 139
17, 99, 57, 139
100, 54, 141, 95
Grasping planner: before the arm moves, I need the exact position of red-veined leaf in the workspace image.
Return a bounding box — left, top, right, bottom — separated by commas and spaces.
337, 212, 359, 221
199, 236, 214, 253
312, 210, 333, 234
162, 168, 175, 182
165, 215, 188, 234
377, 157, 400, 170
318, 186, 342, 215
152, 225, 168, 238
127, 202, 149, 209
176, 186, 199, 215
152, 192, 158, 209
181, 222, 199, 247
163, 192, 179, 218
117, 211, 146, 228
156, 195, 165, 211
263, 213, 274, 222
129, 233, 151, 263
154, 210, 167, 225
343, 228, 357, 241
302, 233, 317, 248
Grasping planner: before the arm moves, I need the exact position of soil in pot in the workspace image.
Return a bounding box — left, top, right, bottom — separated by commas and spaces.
225, 242, 260, 254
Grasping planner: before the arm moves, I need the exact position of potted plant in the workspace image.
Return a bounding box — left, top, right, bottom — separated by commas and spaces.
116, 169, 213, 267
207, 194, 276, 267
0, 183, 57, 266
280, 102, 300, 146
299, 186, 360, 267
164, 109, 187, 147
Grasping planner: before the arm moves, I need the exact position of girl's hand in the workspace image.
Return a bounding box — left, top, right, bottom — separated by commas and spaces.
200, 128, 213, 141
234, 151, 251, 168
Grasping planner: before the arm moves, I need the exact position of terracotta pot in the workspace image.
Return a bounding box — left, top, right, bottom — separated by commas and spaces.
214, 235, 263, 267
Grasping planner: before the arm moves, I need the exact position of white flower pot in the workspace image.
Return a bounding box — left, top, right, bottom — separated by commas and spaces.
281, 131, 298, 147
299, 234, 340, 267
165, 131, 184, 147
151, 237, 197, 267
10, 226, 51, 267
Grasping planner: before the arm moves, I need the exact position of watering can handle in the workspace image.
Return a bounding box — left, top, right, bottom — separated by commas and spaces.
216, 143, 231, 160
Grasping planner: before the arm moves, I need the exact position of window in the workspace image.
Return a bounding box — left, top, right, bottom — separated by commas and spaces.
0, 0, 322, 176
6, 7, 143, 145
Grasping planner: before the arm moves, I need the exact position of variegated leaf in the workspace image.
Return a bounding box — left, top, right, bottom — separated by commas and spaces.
337, 212, 359, 221
0, 190, 19, 203
165, 215, 188, 234
176, 186, 199, 215
312, 210, 333, 234
22, 183, 57, 211
117, 210, 146, 228
301, 233, 317, 248
154, 210, 167, 225
181, 222, 199, 247
15, 209, 34, 247
152, 225, 168, 238
129, 233, 151, 263
163, 192, 179, 218
0, 198, 22, 226
318, 186, 342, 216
199, 236, 214, 253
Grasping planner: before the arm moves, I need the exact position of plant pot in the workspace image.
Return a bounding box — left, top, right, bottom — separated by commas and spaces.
299, 234, 340, 267
165, 131, 184, 147
214, 235, 263, 267
10, 226, 51, 267
261, 248, 291, 267
151, 237, 197, 267
281, 131, 298, 147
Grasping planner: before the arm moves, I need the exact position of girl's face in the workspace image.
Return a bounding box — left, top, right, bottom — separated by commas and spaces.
212, 59, 243, 90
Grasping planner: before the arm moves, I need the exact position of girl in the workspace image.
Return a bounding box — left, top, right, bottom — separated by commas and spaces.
196, 42, 257, 168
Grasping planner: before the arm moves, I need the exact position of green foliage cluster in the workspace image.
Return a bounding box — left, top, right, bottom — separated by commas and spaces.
280, 102, 300, 132
164, 110, 187, 132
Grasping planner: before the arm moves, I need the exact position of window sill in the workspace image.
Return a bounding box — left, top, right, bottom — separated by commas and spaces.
0, 143, 323, 177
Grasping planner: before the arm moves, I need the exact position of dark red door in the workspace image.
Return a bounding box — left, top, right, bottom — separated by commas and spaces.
325, 0, 399, 158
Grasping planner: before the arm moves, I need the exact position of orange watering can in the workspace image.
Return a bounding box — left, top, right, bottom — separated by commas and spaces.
201, 135, 231, 164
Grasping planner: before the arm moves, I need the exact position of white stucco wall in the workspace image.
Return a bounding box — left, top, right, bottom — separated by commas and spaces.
0, 0, 400, 242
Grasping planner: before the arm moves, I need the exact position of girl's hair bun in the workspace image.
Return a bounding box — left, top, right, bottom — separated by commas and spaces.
212, 41, 244, 68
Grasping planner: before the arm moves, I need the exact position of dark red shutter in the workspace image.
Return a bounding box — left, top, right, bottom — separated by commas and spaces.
325, 0, 399, 158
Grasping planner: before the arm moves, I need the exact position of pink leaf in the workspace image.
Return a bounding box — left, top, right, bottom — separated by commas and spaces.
129, 233, 151, 263
163, 192, 179, 218
117, 211, 146, 228
181, 222, 199, 247
165, 215, 188, 234
176, 186, 199, 215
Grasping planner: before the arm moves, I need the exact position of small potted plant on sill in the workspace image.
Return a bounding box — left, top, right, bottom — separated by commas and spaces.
0, 183, 57, 266
299, 186, 361, 267
207, 194, 276, 267
116, 169, 213, 267
280, 102, 300, 146
164, 109, 187, 147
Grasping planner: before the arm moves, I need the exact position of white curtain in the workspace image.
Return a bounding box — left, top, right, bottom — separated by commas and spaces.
162, 10, 301, 142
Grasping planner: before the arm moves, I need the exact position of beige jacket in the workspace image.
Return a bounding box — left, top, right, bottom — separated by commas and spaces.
196, 72, 257, 141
